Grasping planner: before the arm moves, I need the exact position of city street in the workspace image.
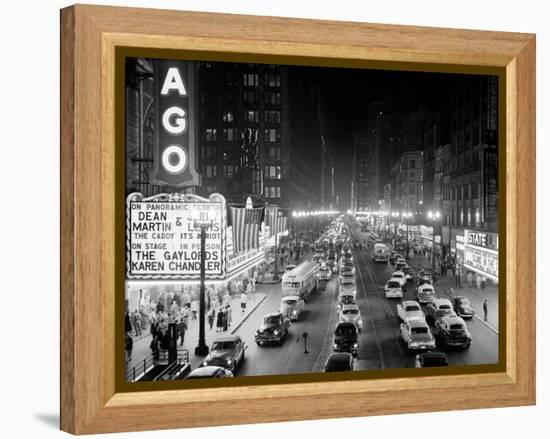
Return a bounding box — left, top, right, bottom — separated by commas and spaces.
220, 230, 499, 376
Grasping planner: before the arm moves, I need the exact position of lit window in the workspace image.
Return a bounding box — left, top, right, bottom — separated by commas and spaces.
205, 128, 217, 141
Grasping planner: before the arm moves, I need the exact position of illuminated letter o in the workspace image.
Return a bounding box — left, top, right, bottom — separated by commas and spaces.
161, 145, 187, 174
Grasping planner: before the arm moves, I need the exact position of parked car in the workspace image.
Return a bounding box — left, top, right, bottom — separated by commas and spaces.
279, 296, 305, 321
324, 353, 355, 372
202, 335, 246, 372
384, 279, 404, 298
415, 351, 449, 368
426, 298, 456, 323
186, 366, 234, 379
451, 296, 476, 319
401, 265, 414, 281
416, 283, 436, 304
396, 300, 425, 322
332, 322, 359, 356
434, 315, 472, 349
400, 320, 436, 352
338, 304, 363, 331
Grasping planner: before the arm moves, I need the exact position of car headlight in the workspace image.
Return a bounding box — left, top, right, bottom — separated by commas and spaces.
226, 359, 233, 365
333, 343, 338, 348
274, 330, 279, 335
353, 343, 358, 348
292, 310, 297, 315
202, 361, 209, 367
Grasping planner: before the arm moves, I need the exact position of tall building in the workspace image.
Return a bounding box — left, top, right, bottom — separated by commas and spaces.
447, 76, 498, 236
422, 111, 450, 215
352, 131, 370, 212
390, 150, 424, 215
196, 62, 323, 210
320, 136, 335, 210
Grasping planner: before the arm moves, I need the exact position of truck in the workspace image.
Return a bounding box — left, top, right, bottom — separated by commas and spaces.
282, 261, 319, 302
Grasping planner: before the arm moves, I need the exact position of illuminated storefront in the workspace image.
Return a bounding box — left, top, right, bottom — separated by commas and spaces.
463, 229, 499, 283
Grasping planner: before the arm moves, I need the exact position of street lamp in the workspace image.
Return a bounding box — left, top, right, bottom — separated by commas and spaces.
193, 219, 214, 357
402, 211, 413, 259
427, 210, 441, 273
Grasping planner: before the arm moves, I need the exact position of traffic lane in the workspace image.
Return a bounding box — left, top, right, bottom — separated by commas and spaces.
353, 248, 413, 369
236, 278, 338, 377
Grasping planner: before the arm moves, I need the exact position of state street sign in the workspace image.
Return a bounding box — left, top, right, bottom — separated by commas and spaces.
126, 192, 226, 280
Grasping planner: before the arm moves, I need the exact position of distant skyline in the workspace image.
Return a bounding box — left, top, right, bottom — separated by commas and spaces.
308, 66, 462, 209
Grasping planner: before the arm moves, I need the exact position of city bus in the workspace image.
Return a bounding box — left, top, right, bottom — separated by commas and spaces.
282, 261, 320, 302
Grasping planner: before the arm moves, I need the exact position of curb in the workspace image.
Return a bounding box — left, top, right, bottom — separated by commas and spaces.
230, 294, 267, 335
441, 289, 499, 335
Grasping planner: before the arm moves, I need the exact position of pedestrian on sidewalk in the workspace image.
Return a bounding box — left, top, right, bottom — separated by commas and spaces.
483, 299, 488, 321
132, 311, 141, 336
125, 310, 132, 335
191, 299, 198, 320
226, 304, 232, 328
208, 307, 215, 330
240, 292, 247, 313
125, 333, 133, 365
467, 271, 473, 287
216, 308, 223, 332
481, 276, 486, 290
476, 274, 481, 290
176, 318, 186, 346
222, 307, 229, 332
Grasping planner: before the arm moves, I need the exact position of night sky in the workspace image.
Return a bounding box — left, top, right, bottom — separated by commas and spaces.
292, 66, 458, 208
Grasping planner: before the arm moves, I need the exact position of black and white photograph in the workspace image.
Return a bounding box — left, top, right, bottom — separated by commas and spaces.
124, 57, 499, 382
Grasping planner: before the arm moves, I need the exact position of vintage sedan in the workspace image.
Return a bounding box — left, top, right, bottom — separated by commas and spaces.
400, 320, 436, 352
332, 322, 359, 356
434, 315, 472, 349
397, 300, 425, 322
255, 312, 291, 345
202, 335, 246, 372
337, 292, 356, 311
338, 304, 363, 331
318, 265, 332, 281
385, 279, 404, 299
414, 351, 449, 368
451, 296, 476, 319
186, 366, 234, 379
339, 271, 355, 284
391, 271, 407, 288
324, 352, 355, 372
279, 296, 304, 321
426, 298, 456, 323
416, 283, 436, 304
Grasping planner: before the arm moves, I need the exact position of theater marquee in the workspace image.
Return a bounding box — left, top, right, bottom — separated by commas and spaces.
126, 192, 226, 280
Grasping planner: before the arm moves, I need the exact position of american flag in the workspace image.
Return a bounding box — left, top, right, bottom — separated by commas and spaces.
276, 211, 288, 235
230, 207, 263, 254
265, 206, 278, 238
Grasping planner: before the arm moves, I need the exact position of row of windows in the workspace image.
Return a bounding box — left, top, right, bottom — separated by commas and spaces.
241, 73, 281, 88
452, 207, 481, 228
203, 128, 281, 143
219, 110, 281, 124
264, 186, 281, 199
201, 146, 282, 162
201, 90, 281, 105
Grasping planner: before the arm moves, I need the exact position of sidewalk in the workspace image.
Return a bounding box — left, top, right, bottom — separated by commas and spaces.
407, 255, 499, 333
126, 292, 267, 376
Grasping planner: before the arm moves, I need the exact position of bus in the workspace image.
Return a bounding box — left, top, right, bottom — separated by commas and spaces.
282, 261, 320, 302
373, 242, 389, 262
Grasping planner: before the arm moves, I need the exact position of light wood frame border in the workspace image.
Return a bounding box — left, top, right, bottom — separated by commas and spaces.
60, 4, 536, 434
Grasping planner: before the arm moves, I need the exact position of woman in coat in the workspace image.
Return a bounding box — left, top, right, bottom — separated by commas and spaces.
216, 308, 224, 332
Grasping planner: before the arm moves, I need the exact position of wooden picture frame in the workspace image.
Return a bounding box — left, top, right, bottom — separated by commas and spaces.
60, 4, 535, 434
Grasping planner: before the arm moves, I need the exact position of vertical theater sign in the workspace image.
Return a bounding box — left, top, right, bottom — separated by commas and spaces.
152, 60, 200, 188
126, 60, 227, 281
